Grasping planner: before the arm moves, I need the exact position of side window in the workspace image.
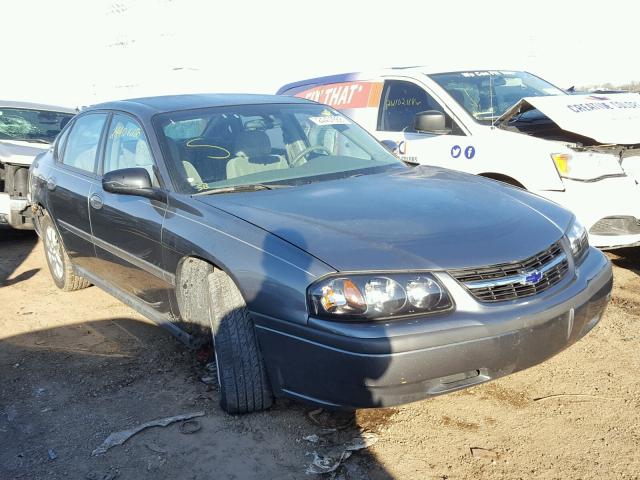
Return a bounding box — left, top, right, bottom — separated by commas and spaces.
62, 113, 107, 173
104, 114, 159, 187
54, 125, 71, 161
378, 80, 463, 134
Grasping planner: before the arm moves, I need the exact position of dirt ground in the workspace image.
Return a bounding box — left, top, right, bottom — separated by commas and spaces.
1, 230, 638, 480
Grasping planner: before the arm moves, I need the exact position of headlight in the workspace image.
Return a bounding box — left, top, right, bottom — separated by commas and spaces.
309, 272, 453, 320
552, 151, 624, 181
565, 217, 589, 264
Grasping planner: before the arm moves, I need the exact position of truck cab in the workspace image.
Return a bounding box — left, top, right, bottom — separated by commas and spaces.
278, 68, 640, 249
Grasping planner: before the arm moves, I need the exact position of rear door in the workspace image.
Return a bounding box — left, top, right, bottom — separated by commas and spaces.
47, 112, 107, 272
89, 113, 173, 314
376, 79, 470, 167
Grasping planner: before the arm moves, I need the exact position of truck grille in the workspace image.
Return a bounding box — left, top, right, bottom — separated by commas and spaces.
449, 242, 569, 302
589, 216, 640, 236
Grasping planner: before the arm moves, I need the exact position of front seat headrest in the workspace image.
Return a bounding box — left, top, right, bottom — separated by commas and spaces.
235, 130, 271, 159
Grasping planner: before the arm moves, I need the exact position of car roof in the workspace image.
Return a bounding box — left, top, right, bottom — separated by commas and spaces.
0, 100, 77, 114
85, 93, 314, 120
277, 66, 527, 94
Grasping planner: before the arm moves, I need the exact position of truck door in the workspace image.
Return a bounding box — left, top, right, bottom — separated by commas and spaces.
376, 79, 471, 168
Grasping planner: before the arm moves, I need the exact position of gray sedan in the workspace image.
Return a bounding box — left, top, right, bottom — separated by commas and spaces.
29, 94, 612, 413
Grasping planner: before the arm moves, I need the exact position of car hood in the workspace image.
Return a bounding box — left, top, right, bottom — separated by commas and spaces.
198, 167, 572, 272
497, 93, 640, 145
0, 139, 50, 166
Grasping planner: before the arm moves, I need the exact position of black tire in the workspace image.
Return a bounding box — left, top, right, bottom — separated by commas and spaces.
207, 269, 273, 414
40, 213, 91, 292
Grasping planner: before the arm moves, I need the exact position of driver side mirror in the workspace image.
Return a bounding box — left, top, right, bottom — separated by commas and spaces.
102, 167, 166, 202
413, 110, 451, 135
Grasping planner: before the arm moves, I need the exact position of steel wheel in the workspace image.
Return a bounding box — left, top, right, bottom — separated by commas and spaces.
44, 224, 64, 280
39, 212, 91, 291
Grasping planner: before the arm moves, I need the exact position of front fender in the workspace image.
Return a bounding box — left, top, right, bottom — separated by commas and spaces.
162, 193, 335, 326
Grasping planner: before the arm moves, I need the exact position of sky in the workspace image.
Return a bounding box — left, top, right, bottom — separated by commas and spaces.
5, 0, 639, 107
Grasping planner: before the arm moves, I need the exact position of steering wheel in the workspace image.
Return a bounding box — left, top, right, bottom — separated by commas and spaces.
290, 145, 331, 167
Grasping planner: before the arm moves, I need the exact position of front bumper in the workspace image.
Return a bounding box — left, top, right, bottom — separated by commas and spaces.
254, 247, 612, 409
0, 193, 32, 230
539, 176, 640, 249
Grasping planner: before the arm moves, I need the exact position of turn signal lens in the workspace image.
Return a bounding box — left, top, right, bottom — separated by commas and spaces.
319, 279, 366, 314
343, 279, 366, 310
552, 153, 571, 175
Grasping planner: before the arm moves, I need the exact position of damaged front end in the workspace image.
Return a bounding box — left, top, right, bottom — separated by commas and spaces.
497, 94, 640, 245
496, 94, 640, 183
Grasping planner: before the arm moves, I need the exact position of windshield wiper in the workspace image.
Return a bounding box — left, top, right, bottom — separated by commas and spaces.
193, 183, 291, 196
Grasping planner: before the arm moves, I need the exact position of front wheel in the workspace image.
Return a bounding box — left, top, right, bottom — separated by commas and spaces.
206, 269, 273, 414
40, 213, 91, 291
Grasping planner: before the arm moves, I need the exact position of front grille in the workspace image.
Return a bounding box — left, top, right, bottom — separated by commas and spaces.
449, 242, 569, 302
589, 216, 640, 236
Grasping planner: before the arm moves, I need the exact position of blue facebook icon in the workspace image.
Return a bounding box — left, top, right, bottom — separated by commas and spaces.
464, 146, 476, 159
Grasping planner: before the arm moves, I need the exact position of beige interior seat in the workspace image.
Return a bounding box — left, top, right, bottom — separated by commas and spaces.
226, 130, 288, 180
182, 160, 202, 185
166, 138, 203, 186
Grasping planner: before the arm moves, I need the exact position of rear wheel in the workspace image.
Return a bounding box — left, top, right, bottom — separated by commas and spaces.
40, 213, 90, 291
206, 269, 273, 414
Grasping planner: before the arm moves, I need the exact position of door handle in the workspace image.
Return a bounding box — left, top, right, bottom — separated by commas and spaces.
46, 178, 57, 191
89, 193, 103, 210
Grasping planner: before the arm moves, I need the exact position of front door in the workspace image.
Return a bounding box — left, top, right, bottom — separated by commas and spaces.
376, 79, 470, 168
89, 113, 173, 314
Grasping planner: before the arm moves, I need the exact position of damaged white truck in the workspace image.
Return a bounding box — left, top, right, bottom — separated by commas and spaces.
0, 101, 75, 230
278, 68, 640, 249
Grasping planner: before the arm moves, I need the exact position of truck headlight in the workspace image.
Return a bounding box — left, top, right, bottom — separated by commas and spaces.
552, 151, 625, 181
566, 217, 589, 264
309, 273, 453, 320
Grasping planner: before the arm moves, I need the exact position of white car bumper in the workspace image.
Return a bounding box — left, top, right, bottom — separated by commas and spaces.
622, 155, 640, 186
540, 176, 640, 249
0, 192, 30, 227
0, 192, 10, 218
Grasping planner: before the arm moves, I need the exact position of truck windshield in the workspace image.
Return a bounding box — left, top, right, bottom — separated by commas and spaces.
0, 108, 75, 143
154, 103, 404, 194
429, 71, 565, 124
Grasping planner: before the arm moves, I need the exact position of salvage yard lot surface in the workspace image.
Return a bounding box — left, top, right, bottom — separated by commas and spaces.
1, 230, 639, 479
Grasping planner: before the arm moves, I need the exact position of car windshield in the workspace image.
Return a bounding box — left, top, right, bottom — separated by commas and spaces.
154, 103, 405, 194
429, 71, 566, 124
0, 107, 74, 143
